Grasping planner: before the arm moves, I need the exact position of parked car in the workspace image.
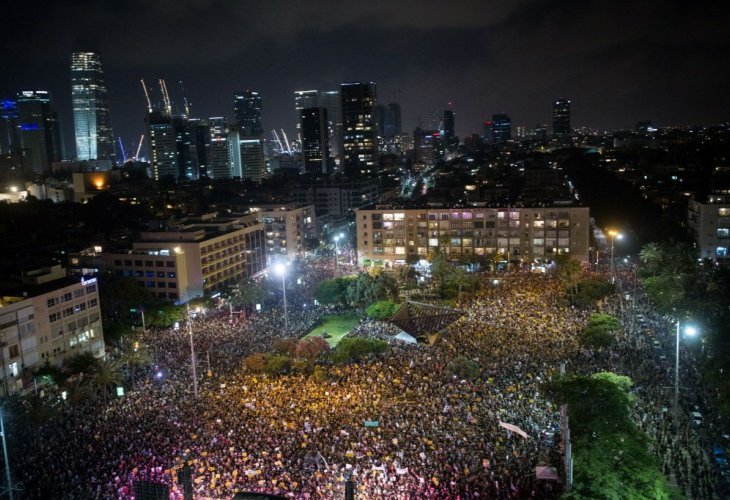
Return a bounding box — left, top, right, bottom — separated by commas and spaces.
690, 411, 703, 427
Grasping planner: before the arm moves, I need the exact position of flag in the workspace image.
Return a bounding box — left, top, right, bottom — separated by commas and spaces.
498, 421, 529, 438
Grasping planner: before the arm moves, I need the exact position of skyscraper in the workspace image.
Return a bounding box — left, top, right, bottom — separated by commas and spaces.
492, 113, 512, 143
16, 90, 62, 176
1, 99, 20, 154
294, 90, 319, 129
71, 52, 115, 162
301, 107, 329, 175
207, 117, 231, 179
233, 90, 263, 137
341, 82, 377, 176
294, 89, 342, 164
443, 109, 455, 140
376, 103, 401, 138
145, 111, 177, 181
552, 99, 571, 137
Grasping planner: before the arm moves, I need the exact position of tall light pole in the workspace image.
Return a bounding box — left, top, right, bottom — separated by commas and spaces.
333, 232, 344, 276
675, 321, 698, 413
0, 409, 14, 500
607, 229, 623, 283
187, 305, 198, 398
274, 263, 288, 332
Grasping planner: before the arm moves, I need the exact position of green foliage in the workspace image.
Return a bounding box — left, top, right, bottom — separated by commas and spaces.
544, 372, 675, 499
33, 361, 67, 387
314, 277, 354, 305
554, 254, 582, 301
366, 300, 401, 321
444, 356, 480, 380
346, 271, 399, 306
579, 313, 621, 349
228, 278, 267, 307
263, 353, 292, 375
65, 352, 100, 376
331, 337, 388, 364
572, 278, 615, 309
312, 365, 328, 382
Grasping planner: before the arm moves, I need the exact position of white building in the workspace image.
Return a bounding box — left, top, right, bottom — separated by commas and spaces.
688, 195, 730, 260
250, 203, 317, 263
0, 266, 105, 395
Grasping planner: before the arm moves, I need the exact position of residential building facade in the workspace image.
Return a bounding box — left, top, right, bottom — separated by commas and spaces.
688, 195, 730, 260
251, 204, 317, 262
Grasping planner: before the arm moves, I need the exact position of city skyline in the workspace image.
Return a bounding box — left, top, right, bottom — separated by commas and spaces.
2, 0, 729, 158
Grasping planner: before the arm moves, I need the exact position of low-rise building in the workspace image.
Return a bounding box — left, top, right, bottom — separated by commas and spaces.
688, 195, 730, 260
355, 204, 590, 266
0, 266, 104, 395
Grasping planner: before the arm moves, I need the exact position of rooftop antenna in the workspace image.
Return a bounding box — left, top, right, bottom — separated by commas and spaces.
140, 79, 152, 113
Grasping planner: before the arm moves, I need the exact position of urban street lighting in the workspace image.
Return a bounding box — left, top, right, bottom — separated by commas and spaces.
333, 232, 344, 276
675, 321, 699, 413
274, 263, 289, 332
187, 305, 198, 398
607, 229, 623, 282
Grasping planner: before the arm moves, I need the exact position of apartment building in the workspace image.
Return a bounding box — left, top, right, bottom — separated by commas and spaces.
355, 204, 590, 266
688, 195, 730, 260
0, 266, 104, 395
251, 203, 317, 263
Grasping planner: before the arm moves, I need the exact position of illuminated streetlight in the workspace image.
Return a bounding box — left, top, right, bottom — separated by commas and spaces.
675, 321, 700, 413
274, 263, 289, 331
607, 229, 623, 282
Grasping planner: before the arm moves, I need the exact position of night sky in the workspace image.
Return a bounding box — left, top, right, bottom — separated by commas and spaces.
3, 0, 729, 156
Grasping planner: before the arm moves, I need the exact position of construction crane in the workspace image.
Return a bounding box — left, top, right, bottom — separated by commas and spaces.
140, 79, 153, 113
118, 137, 128, 162
179, 81, 191, 118
271, 129, 284, 154
134, 134, 145, 160
159, 78, 172, 115
281, 129, 292, 155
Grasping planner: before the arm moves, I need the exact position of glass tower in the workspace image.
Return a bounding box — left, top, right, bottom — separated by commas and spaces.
71, 52, 115, 162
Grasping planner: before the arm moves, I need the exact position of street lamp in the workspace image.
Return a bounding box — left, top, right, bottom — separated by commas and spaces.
333, 232, 344, 276
274, 263, 289, 332
675, 321, 699, 413
607, 229, 623, 282
187, 305, 198, 398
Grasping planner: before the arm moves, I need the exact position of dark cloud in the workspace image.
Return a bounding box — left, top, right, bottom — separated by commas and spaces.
2, 0, 729, 155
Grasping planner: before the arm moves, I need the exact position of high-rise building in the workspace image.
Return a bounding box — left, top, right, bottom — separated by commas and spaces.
319, 90, 342, 164
188, 118, 210, 178
71, 52, 115, 162
376, 103, 402, 139
413, 128, 440, 169
240, 137, 267, 182
16, 90, 62, 176
294, 90, 319, 130
300, 107, 329, 175
206, 117, 231, 179
145, 111, 177, 181
0, 99, 20, 154
443, 109, 455, 140
233, 90, 263, 137
552, 99, 571, 137
174, 117, 199, 180
341, 82, 377, 176
492, 113, 512, 143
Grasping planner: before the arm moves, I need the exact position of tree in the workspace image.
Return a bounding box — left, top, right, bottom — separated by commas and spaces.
332, 337, 388, 364
573, 278, 615, 309
244, 353, 266, 372
295, 336, 330, 363
263, 353, 292, 376
545, 372, 675, 499
23, 394, 58, 445
88, 358, 123, 405
366, 300, 401, 321
272, 337, 299, 356
230, 278, 267, 308
120, 337, 153, 389
65, 351, 100, 376
315, 277, 353, 306
579, 313, 621, 349
554, 254, 582, 302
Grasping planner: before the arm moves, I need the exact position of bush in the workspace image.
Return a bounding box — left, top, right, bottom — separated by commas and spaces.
272, 337, 299, 356
579, 313, 621, 349
263, 353, 292, 376
295, 336, 330, 361
244, 353, 266, 372
332, 337, 388, 364
445, 356, 480, 380
312, 365, 328, 382
573, 279, 615, 308
366, 300, 401, 321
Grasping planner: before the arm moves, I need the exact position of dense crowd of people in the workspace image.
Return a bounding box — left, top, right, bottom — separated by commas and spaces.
9, 265, 728, 499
